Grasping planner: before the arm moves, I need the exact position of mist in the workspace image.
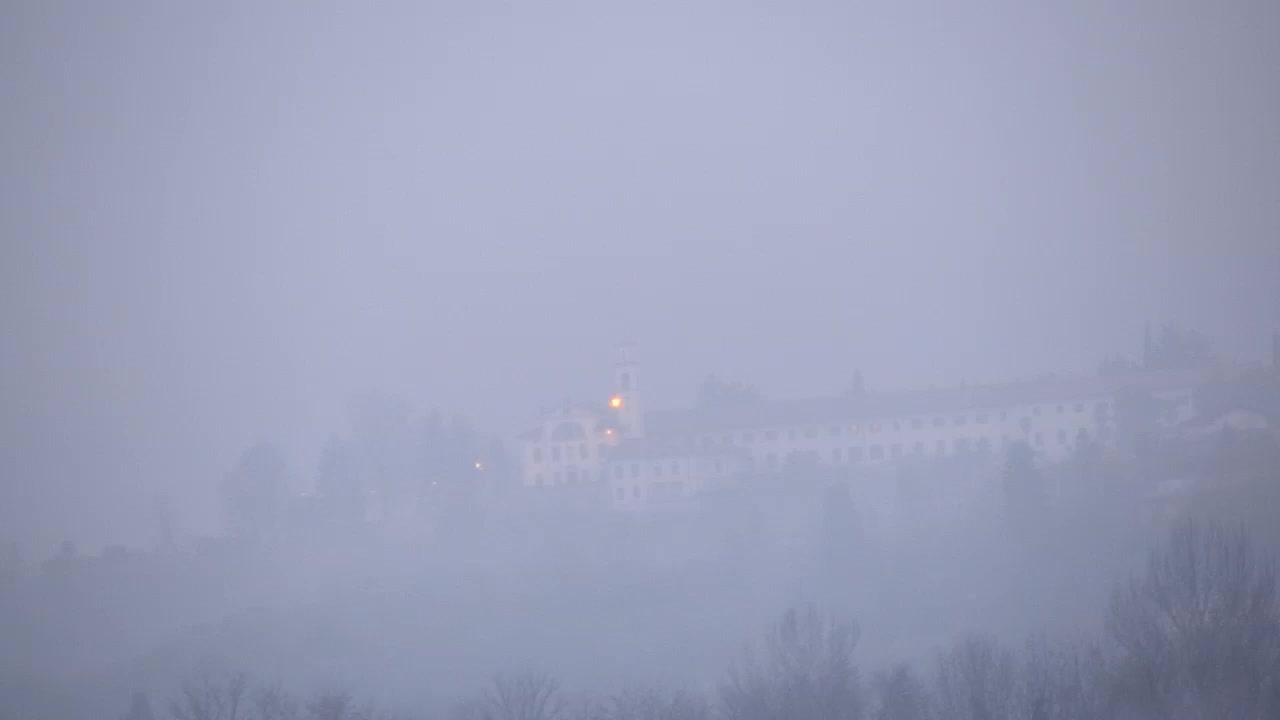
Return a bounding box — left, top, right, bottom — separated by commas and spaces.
2, 2, 1279, 719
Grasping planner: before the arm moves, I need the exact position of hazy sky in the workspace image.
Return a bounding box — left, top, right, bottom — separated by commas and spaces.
3, 0, 1278, 548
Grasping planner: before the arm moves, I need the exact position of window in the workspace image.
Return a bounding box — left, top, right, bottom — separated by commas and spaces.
619, 372, 631, 391
615, 487, 624, 501
891, 444, 902, 458
832, 448, 843, 463
850, 424, 860, 432
551, 446, 561, 462
870, 422, 882, 432
955, 438, 970, 453
913, 441, 924, 454
567, 469, 578, 484
804, 427, 818, 439
580, 444, 589, 460
532, 447, 543, 463
870, 445, 884, 460
743, 431, 755, 443
1056, 404, 1065, 414
553, 472, 562, 483
953, 415, 967, 426
977, 437, 992, 453
1057, 429, 1067, 444
714, 460, 723, 474
999, 411, 1008, 421
936, 439, 946, 454
630, 463, 640, 478
721, 434, 731, 445
766, 453, 778, 469
1034, 432, 1044, 446
849, 447, 864, 461
892, 421, 901, 432
934, 417, 945, 428
976, 414, 988, 424
535, 474, 544, 486
1032, 406, 1041, 416
632, 485, 640, 499
829, 425, 842, 437
789, 428, 798, 440
911, 419, 923, 429
1074, 403, 1084, 412
765, 429, 778, 441
670, 461, 680, 475
613, 465, 624, 479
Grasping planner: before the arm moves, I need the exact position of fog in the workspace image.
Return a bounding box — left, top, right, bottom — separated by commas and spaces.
2, 2, 1280, 719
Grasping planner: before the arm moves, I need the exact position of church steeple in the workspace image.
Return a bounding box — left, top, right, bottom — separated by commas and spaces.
610, 343, 644, 438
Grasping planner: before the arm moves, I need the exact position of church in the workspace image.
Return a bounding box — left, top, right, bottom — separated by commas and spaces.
517, 346, 1207, 511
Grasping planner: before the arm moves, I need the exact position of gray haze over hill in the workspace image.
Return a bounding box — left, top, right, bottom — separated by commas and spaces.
2, 1, 1279, 552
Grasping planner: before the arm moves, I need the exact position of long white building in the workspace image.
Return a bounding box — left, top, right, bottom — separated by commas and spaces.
518, 349, 1206, 510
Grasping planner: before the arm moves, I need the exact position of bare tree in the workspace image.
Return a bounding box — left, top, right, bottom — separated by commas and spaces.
721, 605, 863, 720
1019, 638, 1106, 720
932, 636, 1018, 720
455, 672, 567, 720
570, 687, 709, 720
170, 672, 250, 720
872, 663, 931, 720
1106, 520, 1280, 719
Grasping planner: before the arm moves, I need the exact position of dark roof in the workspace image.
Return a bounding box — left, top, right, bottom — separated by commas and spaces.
645, 368, 1215, 437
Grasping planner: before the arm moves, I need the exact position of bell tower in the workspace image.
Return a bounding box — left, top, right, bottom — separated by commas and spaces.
610, 343, 645, 438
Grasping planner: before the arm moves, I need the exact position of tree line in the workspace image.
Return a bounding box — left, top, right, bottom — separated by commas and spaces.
118, 518, 1280, 720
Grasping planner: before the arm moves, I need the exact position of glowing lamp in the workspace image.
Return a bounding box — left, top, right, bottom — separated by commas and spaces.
609, 395, 624, 409
474, 461, 484, 470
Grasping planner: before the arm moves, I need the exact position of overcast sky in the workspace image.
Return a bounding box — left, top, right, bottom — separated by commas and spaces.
3, 0, 1278, 549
